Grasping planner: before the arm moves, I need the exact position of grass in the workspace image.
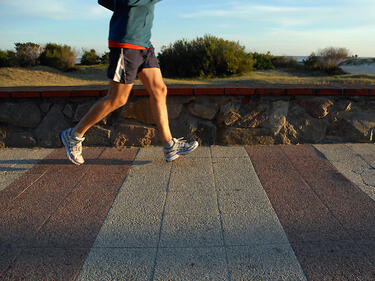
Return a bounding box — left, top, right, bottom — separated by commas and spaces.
1, 64, 375, 87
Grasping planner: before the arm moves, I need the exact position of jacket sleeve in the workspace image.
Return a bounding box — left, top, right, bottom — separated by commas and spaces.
123, 0, 161, 6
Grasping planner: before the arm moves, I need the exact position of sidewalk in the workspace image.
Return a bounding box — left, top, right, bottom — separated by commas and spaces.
0, 144, 375, 280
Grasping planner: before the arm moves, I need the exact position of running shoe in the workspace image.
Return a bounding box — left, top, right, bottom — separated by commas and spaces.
163, 137, 199, 162
60, 128, 85, 165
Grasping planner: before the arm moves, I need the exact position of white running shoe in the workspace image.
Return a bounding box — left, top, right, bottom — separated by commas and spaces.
163, 137, 199, 162
60, 128, 85, 165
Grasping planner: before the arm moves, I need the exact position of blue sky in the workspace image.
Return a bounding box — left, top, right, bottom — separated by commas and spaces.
0, 0, 374, 57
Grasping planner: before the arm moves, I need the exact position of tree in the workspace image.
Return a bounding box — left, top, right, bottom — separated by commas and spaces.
14, 42, 42, 67
81, 49, 100, 65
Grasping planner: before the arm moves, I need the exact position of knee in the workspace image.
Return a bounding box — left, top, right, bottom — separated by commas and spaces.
106, 95, 128, 110
151, 84, 167, 102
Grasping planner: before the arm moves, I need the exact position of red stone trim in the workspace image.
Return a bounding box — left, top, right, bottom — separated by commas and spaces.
1, 87, 375, 98
225, 88, 255, 95
194, 88, 225, 95
168, 88, 193, 95
0, 92, 11, 98
256, 88, 285, 95
11, 91, 41, 98
316, 89, 342, 95
41, 91, 71, 98
286, 88, 314, 95
343, 89, 370, 96
71, 90, 101, 97
100, 90, 108, 96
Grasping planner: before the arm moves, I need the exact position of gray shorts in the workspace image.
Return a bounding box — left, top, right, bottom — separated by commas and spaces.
107, 46, 160, 84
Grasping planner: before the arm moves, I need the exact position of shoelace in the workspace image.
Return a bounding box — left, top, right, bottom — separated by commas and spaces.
69, 138, 83, 154
175, 137, 188, 149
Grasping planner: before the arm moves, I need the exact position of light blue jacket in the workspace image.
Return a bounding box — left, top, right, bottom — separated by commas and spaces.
104, 0, 162, 47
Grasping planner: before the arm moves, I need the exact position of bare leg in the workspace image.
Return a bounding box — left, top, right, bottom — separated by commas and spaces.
74, 81, 133, 137
137, 68, 172, 144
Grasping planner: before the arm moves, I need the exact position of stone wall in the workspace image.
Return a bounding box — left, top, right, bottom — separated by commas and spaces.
1, 90, 375, 147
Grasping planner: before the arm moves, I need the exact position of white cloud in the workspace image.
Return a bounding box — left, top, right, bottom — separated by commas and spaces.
180, 2, 375, 29
1, 0, 112, 20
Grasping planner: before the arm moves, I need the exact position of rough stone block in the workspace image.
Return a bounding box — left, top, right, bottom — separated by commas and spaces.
296, 96, 334, 119
73, 102, 95, 122
34, 104, 70, 147
120, 98, 154, 124
218, 127, 274, 145
188, 102, 218, 120
0, 102, 41, 128
113, 123, 160, 147
84, 125, 111, 146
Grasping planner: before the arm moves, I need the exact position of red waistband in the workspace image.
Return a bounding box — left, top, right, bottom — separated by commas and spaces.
108, 40, 149, 50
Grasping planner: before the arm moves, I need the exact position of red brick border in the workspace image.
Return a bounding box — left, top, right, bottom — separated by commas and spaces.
1, 87, 375, 98
286, 88, 314, 95
194, 88, 225, 95
256, 88, 285, 95
71, 90, 101, 97
316, 89, 342, 96
41, 91, 71, 98
11, 91, 41, 98
0, 92, 11, 98
225, 88, 255, 95
168, 88, 193, 95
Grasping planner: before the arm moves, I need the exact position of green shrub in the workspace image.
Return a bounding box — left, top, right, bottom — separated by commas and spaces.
100, 52, 109, 64
40, 43, 77, 71
158, 35, 254, 78
271, 56, 298, 68
81, 49, 100, 65
252, 52, 275, 70
304, 47, 349, 74
14, 42, 42, 67
0, 50, 18, 67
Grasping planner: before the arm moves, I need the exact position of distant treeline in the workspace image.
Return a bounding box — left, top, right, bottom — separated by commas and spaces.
0, 37, 352, 76
0, 42, 109, 71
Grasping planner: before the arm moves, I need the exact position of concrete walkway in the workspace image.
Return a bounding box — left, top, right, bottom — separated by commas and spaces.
0, 144, 375, 280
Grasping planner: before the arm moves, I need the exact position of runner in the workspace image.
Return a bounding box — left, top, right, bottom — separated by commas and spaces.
60, 0, 198, 165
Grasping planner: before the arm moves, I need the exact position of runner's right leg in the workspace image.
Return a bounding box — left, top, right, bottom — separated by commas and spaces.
61, 81, 133, 165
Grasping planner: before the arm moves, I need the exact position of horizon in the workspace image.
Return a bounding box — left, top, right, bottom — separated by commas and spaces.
0, 0, 374, 58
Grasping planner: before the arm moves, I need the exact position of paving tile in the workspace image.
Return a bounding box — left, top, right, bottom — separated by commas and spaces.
0, 148, 103, 246
91, 190, 164, 248
210, 145, 248, 158
153, 247, 228, 281
160, 212, 223, 248
169, 158, 215, 193
0, 246, 20, 277
0, 148, 52, 174
220, 201, 289, 246
91, 148, 170, 248
165, 189, 218, 215
1, 248, 87, 281
293, 240, 375, 281
281, 145, 375, 240
245, 145, 351, 242
345, 143, 375, 168
86, 147, 138, 175
314, 144, 375, 201
213, 157, 266, 194
181, 145, 211, 159
0, 150, 55, 210
76, 248, 156, 281
31, 172, 129, 248
227, 244, 307, 281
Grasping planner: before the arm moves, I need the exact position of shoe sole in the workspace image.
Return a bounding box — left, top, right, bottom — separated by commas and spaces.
60, 131, 83, 166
